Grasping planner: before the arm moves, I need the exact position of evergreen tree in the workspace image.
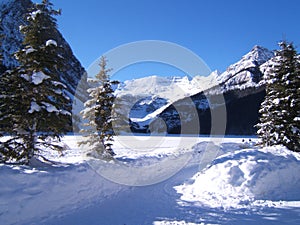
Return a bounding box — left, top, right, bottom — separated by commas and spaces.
0, 0, 71, 164
79, 56, 119, 159
256, 41, 300, 152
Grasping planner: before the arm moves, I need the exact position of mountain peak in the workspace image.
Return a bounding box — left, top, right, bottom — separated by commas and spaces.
251, 45, 266, 51
224, 45, 274, 73
243, 45, 274, 65
213, 45, 274, 90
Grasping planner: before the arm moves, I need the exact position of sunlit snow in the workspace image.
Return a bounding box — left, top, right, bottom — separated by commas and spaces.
28, 9, 42, 20
1, 136, 300, 225
28, 101, 41, 113
25, 47, 36, 54
32, 71, 50, 85
46, 39, 57, 47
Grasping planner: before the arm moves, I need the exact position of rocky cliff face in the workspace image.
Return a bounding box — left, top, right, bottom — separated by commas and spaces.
153, 86, 266, 135
0, 0, 86, 97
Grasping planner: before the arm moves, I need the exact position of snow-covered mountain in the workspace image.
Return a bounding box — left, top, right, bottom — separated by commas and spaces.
114, 72, 223, 128
0, 0, 86, 98
116, 75, 217, 101
115, 75, 204, 123
117, 45, 275, 134
215, 45, 274, 91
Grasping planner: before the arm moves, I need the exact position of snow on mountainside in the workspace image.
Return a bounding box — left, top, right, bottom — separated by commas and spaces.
115, 75, 213, 123
116, 75, 209, 102
0, 0, 86, 98
116, 46, 275, 134
115, 70, 223, 123
214, 45, 274, 92
116, 45, 274, 106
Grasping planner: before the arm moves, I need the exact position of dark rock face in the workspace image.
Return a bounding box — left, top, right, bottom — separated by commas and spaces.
223, 87, 265, 135
152, 86, 265, 135
0, 0, 86, 97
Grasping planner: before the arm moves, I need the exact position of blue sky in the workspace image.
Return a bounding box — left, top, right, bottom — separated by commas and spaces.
33, 0, 300, 80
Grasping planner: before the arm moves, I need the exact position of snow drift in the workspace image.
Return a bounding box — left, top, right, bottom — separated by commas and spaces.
176, 145, 300, 209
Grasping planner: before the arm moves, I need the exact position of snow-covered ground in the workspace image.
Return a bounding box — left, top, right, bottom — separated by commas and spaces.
1, 136, 300, 225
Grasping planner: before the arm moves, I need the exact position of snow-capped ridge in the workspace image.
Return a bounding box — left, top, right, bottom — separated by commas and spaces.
220, 45, 274, 79
244, 45, 275, 64
116, 45, 274, 106
213, 45, 274, 91
116, 74, 211, 102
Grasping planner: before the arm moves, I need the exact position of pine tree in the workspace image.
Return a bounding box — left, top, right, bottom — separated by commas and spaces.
256, 41, 300, 152
79, 56, 119, 159
0, 0, 71, 164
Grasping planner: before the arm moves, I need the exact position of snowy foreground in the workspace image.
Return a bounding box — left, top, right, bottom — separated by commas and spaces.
1, 136, 300, 225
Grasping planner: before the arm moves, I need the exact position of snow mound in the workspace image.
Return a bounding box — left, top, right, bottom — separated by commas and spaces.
175, 145, 300, 209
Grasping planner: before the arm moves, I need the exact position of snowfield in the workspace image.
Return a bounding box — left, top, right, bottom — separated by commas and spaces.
1, 136, 300, 225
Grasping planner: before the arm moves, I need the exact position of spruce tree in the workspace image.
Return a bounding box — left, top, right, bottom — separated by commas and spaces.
257, 41, 300, 152
0, 0, 71, 164
79, 56, 119, 159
